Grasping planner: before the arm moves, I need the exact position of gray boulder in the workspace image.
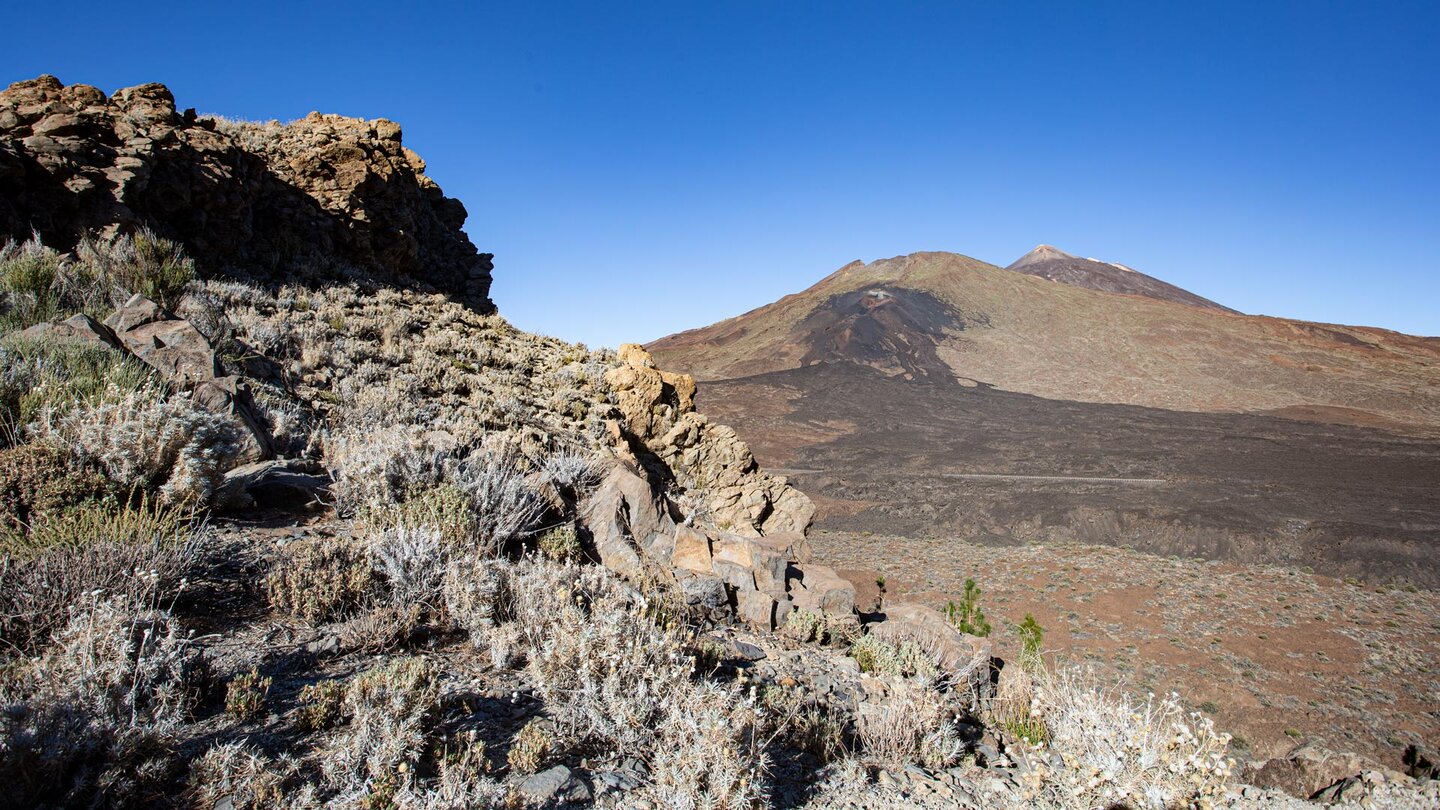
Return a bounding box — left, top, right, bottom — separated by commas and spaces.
518, 765, 591, 804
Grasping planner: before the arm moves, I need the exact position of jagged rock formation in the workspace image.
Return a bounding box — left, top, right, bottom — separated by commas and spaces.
0, 75, 492, 309
579, 343, 836, 632
605, 343, 815, 537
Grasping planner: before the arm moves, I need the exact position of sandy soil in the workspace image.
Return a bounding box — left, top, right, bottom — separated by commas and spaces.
814, 529, 1439, 770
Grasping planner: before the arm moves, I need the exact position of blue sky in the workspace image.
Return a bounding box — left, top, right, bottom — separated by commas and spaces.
5, 1, 1437, 346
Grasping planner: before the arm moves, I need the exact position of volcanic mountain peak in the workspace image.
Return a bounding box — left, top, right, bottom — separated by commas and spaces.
648, 249, 1440, 433
1003, 244, 1237, 313
1008, 244, 1076, 268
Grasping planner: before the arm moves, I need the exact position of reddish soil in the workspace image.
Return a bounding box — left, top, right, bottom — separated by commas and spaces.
814, 529, 1439, 770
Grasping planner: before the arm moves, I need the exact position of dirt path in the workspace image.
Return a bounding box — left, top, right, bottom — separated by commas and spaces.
941, 473, 1168, 485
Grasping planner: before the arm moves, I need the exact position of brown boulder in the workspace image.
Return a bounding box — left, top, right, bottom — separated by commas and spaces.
578, 461, 671, 582
670, 525, 713, 574
868, 602, 994, 673
192, 376, 275, 461
752, 531, 813, 564
789, 563, 857, 618
1243, 743, 1379, 800
18, 313, 124, 351
103, 293, 168, 333
115, 317, 219, 383
737, 589, 777, 631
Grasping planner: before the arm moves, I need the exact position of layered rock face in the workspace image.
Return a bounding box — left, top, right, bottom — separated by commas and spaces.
604, 343, 814, 537
0, 75, 492, 309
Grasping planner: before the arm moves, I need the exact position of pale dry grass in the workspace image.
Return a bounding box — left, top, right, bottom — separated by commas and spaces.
31, 388, 245, 506
0, 594, 203, 807
199, 280, 618, 465
1003, 666, 1235, 809
855, 676, 963, 770
501, 557, 771, 808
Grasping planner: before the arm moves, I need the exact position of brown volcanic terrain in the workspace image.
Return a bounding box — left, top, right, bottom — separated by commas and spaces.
815, 529, 1440, 770
695, 362, 1440, 586
649, 251, 1440, 433
648, 249, 1440, 777
1006, 244, 1239, 313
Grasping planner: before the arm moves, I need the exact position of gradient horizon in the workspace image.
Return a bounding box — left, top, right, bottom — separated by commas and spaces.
3, 1, 1436, 347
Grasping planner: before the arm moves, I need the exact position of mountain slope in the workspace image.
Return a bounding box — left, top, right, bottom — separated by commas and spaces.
1005, 244, 1238, 313
648, 251, 1440, 433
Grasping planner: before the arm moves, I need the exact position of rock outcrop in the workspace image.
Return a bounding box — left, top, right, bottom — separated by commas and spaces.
604, 343, 815, 537
1242, 743, 1386, 800
22, 293, 275, 461
0, 75, 492, 309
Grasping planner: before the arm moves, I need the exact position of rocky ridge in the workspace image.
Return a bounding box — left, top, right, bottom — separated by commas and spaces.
0, 75, 493, 308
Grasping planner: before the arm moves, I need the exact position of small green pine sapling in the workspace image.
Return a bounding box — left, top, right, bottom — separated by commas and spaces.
1018, 612, 1044, 668
943, 578, 992, 637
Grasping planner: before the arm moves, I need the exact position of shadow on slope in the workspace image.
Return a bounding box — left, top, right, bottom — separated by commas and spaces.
698, 362, 1440, 587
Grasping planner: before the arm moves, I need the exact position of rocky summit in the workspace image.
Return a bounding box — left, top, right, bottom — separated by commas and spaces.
1, 73, 1437, 810
1003, 244, 1238, 312
0, 75, 493, 308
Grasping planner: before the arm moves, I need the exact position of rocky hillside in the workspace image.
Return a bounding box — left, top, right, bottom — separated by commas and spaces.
1, 75, 1435, 809
0, 75, 493, 308
649, 251, 1440, 433
1005, 244, 1238, 313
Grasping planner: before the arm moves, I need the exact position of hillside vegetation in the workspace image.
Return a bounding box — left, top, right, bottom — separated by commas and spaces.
0, 75, 1435, 810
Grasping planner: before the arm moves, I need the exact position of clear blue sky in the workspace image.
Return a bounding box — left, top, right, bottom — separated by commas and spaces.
5, 1, 1437, 346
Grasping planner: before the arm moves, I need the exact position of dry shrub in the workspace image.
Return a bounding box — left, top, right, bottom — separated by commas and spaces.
32, 388, 245, 505
324, 425, 455, 514
266, 535, 374, 624
785, 608, 827, 643
849, 633, 942, 679
0, 230, 194, 333
0, 235, 69, 330
362, 485, 475, 547
225, 668, 271, 722
298, 679, 348, 731
0, 505, 198, 654
0, 595, 203, 807
0, 443, 113, 538
323, 657, 438, 800
506, 718, 551, 774
0, 338, 156, 438
188, 742, 302, 810
535, 523, 582, 562
391, 757, 505, 810
538, 451, 602, 498
448, 451, 548, 554
1005, 666, 1235, 809
340, 604, 425, 655
74, 229, 195, 310
856, 677, 962, 770
370, 526, 447, 613
442, 556, 511, 648
503, 558, 769, 808
325, 432, 548, 557
3, 496, 191, 558
761, 686, 850, 766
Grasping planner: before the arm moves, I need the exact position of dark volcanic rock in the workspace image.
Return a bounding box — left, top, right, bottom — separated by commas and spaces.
699, 360, 1440, 587
796, 285, 976, 380
0, 75, 493, 310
